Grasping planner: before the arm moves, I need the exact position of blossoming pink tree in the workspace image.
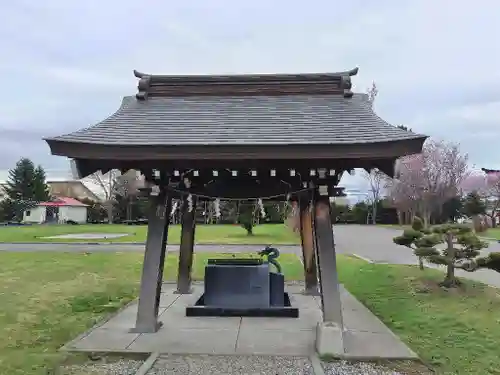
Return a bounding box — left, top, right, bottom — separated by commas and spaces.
386, 140, 469, 226
461, 169, 500, 227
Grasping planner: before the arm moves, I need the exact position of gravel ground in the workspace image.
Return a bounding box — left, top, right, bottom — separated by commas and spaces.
61, 358, 143, 375
322, 360, 406, 375
148, 354, 314, 375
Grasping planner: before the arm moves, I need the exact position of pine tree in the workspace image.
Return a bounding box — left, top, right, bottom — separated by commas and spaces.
33, 165, 50, 201
4, 158, 36, 200
462, 191, 486, 217
0, 158, 50, 221
394, 218, 500, 288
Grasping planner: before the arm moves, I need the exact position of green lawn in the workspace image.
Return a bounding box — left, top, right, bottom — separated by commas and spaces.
0, 251, 303, 375
482, 228, 500, 240
0, 223, 300, 244
3, 250, 500, 374
338, 256, 500, 375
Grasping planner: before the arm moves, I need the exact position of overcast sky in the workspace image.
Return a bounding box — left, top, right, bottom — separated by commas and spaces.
1, 0, 499, 198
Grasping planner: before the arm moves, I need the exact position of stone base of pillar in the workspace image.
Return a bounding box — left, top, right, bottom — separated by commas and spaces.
129, 321, 163, 334
315, 322, 344, 357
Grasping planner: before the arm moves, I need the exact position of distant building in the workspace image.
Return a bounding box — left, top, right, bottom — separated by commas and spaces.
482, 168, 500, 174
47, 180, 101, 202
23, 197, 88, 224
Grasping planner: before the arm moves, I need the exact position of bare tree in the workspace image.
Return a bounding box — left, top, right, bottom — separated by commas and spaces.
367, 81, 378, 107
363, 169, 386, 224
88, 169, 141, 223
387, 140, 469, 227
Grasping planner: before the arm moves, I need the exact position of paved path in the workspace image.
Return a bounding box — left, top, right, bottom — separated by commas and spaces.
334, 225, 500, 288
2, 225, 500, 287
0, 243, 301, 253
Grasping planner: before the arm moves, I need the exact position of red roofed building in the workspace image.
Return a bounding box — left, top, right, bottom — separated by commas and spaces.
23, 197, 88, 224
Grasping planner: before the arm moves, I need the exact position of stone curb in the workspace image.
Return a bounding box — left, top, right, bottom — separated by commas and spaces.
479, 236, 500, 242
350, 254, 373, 263
135, 352, 159, 375
309, 354, 326, 375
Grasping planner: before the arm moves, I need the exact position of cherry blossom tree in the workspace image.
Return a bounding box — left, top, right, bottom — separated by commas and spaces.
387, 140, 470, 227
462, 170, 500, 227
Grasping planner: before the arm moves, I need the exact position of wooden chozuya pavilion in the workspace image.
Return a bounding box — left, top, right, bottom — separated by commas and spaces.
44, 67, 426, 353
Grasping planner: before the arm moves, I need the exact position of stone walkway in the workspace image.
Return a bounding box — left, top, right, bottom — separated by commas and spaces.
63, 282, 415, 360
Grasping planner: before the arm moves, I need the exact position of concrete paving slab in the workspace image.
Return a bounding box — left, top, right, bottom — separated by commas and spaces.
240, 308, 322, 331
343, 330, 417, 359
159, 293, 180, 308
236, 326, 316, 355
67, 328, 139, 351
63, 282, 417, 360
129, 328, 239, 354
160, 308, 241, 330
98, 307, 167, 330
289, 293, 321, 309
342, 305, 389, 333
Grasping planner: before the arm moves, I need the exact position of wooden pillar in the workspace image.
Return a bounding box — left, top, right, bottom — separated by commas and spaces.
131, 193, 171, 333
299, 195, 319, 295
313, 187, 343, 326
176, 195, 197, 294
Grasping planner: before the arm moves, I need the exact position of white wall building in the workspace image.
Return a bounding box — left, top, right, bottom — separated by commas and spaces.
23, 197, 88, 224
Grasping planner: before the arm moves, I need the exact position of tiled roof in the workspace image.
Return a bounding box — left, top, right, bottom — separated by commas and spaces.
47, 93, 424, 146
38, 197, 87, 207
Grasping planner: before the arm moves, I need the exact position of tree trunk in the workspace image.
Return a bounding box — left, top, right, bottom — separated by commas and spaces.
397, 210, 403, 225
372, 204, 377, 224
106, 201, 113, 224
405, 210, 411, 225
441, 232, 460, 287
488, 213, 496, 228
472, 215, 482, 232
422, 210, 431, 228
441, 262, 460, 287
126, 197, 132, 221
418, 256, 424, 270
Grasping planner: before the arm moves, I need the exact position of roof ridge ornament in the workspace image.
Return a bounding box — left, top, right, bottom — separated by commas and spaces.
132, 68, 359, 99
135, 70, 151, 101
341, 67, 358, 98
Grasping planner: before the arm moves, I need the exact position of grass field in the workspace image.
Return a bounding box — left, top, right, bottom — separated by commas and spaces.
0, 251, 303, 375
483, 228, 500, 240
339, 256, 500, 375
2, 250, 500, 374
0, 223, 300, 244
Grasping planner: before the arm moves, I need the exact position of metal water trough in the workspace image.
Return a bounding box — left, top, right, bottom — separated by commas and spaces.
186, 257, 299, 318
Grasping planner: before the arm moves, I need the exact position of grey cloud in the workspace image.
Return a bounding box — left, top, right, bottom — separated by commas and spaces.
1, 0, 499, 183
